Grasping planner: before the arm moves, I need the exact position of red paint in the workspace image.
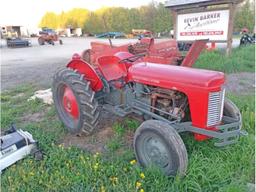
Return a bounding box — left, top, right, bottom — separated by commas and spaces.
180, 31, 224, 36
81, 38, 206, 68
128, 62, 224, 129
181, 40, 207, 67
68, 39, 225, 142
89, 41, 132, 64
97, 55, 127, 82
62, 86, 79, 119
67, 56, 104, 91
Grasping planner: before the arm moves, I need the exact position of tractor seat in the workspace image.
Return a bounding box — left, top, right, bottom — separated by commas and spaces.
97, 56, 127, 82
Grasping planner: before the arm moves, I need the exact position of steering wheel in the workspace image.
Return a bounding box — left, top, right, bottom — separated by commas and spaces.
119, 53, 145, 63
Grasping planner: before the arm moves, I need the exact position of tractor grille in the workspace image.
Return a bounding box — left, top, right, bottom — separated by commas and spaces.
207, 89, 225, 127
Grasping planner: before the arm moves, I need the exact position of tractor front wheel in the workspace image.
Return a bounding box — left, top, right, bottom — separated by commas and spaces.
223, 98, 241, 128
52, 68, 100, 135
134, 120, 188, 176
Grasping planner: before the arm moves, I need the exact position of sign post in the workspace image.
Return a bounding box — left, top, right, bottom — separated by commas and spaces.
165, 0, 244, 56
226, 3, 236, 55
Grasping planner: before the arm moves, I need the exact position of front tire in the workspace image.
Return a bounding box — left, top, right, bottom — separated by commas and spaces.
52, 68, 100, 135
134, 120, 188, 176
223, 98, 241, 128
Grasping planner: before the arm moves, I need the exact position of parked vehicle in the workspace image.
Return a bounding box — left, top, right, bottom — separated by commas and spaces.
96, 32, 125, 39
240, 33, 255, 46
52, 39, 246, 176
38, 28, 63, 45
6, 38, 31, 48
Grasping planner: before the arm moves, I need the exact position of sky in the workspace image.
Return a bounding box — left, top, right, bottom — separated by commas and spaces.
0, 0, 166, 28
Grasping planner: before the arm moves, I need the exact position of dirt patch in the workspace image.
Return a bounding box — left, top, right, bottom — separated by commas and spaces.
224, 72, 255, 95
12, 93, 25, 98
20, 107, 51, 123
60, 110, 134, 153
20, 111, 46, 123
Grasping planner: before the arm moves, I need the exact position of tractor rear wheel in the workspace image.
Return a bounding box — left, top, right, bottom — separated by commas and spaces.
81, 49, 91, 63
50, 40, 55, 45
134, 120, 188, 176
38, 37, 45, 45
52, 68, 100, 135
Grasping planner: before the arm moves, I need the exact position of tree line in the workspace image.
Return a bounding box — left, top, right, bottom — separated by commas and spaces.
39, 2, 172, 34
39, 1, 255, 35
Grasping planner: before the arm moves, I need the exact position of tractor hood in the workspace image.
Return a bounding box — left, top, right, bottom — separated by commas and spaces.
128, 62, 224, 90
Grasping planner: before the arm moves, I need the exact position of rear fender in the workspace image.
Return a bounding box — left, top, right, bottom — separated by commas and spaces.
67, 54, 104, 92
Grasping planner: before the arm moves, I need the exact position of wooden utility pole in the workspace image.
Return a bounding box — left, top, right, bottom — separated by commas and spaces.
172, 11, 177, 39
226, 3, 236, 56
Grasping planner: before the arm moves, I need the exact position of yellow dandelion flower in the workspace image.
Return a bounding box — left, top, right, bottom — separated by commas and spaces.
136, 181, 142, 189
100, 186, 106, 192
93, 163, 99, 170
130, 159, 137, 165
140, 189, 145, 192
140, 173, 145, 179
110, 176, 118, 184
93, 152, 100, 158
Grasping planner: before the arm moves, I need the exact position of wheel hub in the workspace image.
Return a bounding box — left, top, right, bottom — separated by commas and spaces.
62, 86, 79, 119
145, 137, 169, 167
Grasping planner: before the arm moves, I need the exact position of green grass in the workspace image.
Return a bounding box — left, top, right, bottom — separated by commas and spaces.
1, 85, 255, 192
194, 45, 255, 73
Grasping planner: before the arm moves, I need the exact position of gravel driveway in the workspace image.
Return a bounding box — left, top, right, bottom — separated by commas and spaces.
0, 37, 137, 91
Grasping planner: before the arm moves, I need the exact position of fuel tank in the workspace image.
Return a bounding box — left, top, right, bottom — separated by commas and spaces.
127, 62, 224, 91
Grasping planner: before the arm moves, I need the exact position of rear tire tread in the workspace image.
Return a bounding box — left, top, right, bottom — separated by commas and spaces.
53, 68, 100, 135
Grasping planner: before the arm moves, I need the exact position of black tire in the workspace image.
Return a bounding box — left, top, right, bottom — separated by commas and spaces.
81, 49, 91, 63
223, 98, 241, 127
59, 39, 63, 45
52, 68, 100, 135
134, 120, 188, 176
38, 37, 45, 45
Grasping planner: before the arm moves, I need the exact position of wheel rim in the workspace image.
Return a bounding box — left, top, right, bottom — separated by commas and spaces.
141, 133, 171, 168
56, 83, 80, 129
62, 86, 79, 119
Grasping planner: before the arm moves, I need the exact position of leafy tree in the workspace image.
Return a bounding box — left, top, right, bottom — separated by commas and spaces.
84, 12, 103, 34
234, 0, 255, 32
39, 1, 255, 35
39, 12, 59, 29
65, 8, 89, 28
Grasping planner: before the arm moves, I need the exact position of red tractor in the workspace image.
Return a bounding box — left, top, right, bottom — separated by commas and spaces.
81, 37, 206, 67
38, 28, 63, 46
52, 39, 246, 176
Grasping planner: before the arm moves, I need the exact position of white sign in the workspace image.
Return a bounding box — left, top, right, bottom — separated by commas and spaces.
177, 10, 230, 41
